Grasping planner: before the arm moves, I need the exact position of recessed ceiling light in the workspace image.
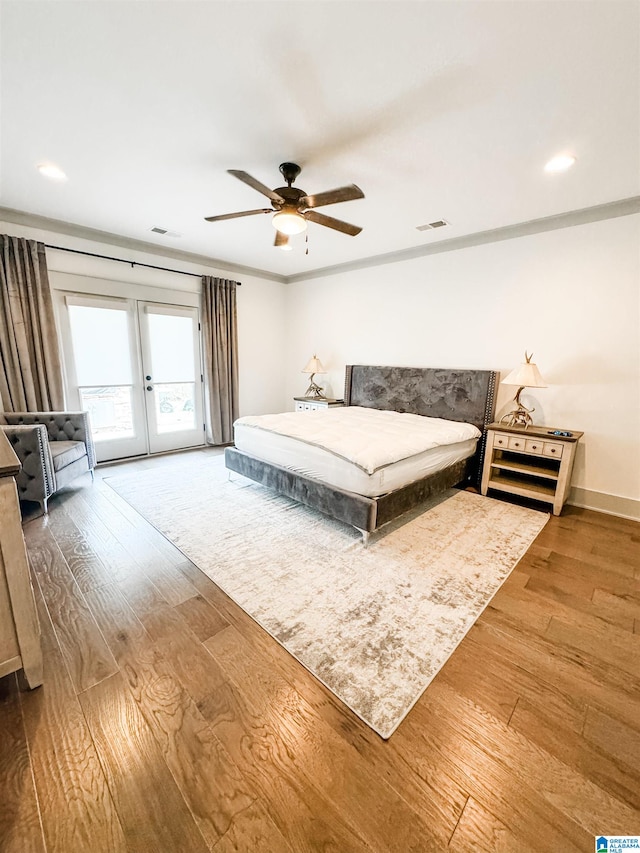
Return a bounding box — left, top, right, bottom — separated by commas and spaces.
544, 154, 576, 173
37, 163, 68, 181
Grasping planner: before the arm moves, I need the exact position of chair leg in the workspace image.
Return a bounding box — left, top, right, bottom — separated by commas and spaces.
40, 496, 48, 516
89, 469, 95, 482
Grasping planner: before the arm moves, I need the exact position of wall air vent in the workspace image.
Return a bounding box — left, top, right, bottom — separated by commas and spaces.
150, 227, 181, 237
416, 219, 449, 232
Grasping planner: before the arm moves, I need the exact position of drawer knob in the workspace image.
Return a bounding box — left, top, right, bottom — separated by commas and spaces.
532, 444, 538, 450
550, 448, 556, 453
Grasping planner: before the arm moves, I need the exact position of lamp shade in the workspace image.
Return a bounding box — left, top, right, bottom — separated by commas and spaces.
302, 355, 326, 375
502, 353, 547, 388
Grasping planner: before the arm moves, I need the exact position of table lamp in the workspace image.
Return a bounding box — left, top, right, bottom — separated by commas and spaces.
302, 355, 327, 399
500, 351, 547, 428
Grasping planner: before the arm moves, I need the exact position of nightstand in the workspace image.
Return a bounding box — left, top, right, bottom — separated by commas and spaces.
293, 397, 344, 412
481, 423, 583, 515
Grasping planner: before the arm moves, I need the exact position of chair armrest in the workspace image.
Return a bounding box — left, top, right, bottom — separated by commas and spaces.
0, 424, 56, 502
3, 411, 96, 470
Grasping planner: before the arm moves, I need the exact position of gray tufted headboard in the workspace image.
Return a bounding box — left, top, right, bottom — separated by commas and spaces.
344, 365, 498, 433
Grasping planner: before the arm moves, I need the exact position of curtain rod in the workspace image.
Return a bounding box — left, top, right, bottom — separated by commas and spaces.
44, 243, 241, 284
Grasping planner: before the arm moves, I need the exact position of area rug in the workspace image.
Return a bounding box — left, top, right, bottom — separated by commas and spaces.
106, 457, 547, 738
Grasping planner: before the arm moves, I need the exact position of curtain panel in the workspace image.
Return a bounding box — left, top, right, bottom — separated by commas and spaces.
0, 236, 64, 412
201, 276, 239, 445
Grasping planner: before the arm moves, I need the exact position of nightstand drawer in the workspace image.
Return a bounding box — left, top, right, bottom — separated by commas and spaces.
293, 397, 344, 412
543, 441, 563, 459
493, 433, 510, 449
507, 436, 527, 452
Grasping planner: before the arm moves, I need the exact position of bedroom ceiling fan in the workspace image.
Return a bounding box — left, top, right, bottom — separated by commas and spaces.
204, 162, 364, 249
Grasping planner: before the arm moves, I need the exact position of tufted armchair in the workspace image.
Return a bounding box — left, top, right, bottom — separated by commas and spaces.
0, 411, 96, 514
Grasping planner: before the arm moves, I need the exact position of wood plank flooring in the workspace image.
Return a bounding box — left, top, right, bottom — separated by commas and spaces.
1, 447, 639, 852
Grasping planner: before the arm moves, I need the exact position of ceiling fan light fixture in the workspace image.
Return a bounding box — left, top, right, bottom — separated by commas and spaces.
272, 209, 307, 235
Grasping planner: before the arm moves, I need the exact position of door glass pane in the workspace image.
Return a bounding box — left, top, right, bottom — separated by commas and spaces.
68, 303, 138, 445
154, 382, 196, 433
68, 305, 132, 385
147, 313, 195, 382
79, 386, 135, 440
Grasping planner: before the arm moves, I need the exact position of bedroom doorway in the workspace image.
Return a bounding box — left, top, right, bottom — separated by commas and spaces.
59, 293, 205, 462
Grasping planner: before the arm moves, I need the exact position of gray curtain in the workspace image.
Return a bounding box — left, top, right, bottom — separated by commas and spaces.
201, 276, 239, 444
0, 235, 64, 412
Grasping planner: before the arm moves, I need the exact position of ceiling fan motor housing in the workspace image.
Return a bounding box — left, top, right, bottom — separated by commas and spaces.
272, 186, 306, 210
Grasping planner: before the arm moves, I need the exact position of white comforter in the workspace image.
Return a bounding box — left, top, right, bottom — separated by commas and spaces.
234, 406, 480, 474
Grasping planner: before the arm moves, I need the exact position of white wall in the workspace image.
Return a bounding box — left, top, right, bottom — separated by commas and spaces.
285, 214, 640, 516
2, 213, 638, 516
0, 219, 289, 417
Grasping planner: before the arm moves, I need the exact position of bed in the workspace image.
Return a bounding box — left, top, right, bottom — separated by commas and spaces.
225, 365, 498, 541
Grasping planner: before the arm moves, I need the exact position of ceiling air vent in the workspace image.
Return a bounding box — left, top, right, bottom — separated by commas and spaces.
416, 219, 449, 232
150, 227, 181, 237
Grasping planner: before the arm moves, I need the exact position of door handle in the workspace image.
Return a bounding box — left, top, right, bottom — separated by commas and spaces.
146, 385, 153, 391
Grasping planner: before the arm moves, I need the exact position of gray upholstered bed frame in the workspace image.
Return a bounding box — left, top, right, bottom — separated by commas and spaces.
225, 365, 497, 541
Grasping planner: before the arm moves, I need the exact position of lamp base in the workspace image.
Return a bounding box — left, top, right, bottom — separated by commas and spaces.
500, 387, 535, 428
304, 379, 326, 399
500, 407, 535, 428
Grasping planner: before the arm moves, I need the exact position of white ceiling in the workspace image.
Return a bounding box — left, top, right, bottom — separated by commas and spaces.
1, 0, 638, 279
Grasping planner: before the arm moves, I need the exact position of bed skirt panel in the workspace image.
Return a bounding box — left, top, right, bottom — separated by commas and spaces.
224, 447, 378, 531
374, 457, 470, 527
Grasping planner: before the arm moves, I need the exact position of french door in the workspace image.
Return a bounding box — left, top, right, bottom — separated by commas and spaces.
61, 294, 204, 462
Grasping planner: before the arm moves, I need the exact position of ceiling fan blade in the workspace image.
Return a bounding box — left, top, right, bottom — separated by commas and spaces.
300, 184, 364, 209
228, 170, 285, 204
204, 208, 272, 222
304, 209, 362, 236
274, 231, 290, 248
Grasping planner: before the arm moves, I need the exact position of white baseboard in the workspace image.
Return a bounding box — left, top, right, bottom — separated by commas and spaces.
568, 487, 640, 522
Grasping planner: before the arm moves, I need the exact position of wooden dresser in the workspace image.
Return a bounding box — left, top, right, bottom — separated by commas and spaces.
0, 430, 43, 688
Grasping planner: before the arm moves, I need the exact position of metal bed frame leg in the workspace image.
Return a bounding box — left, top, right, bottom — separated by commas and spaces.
357, 528, 370, 547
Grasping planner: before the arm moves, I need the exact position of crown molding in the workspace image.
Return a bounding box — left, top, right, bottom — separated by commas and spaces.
0, 207, 288, 284
286, 196, 640, 283
1, 196, 638, 286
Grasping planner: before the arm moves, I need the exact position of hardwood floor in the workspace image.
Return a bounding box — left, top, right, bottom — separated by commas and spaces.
1, 448, 639, 852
